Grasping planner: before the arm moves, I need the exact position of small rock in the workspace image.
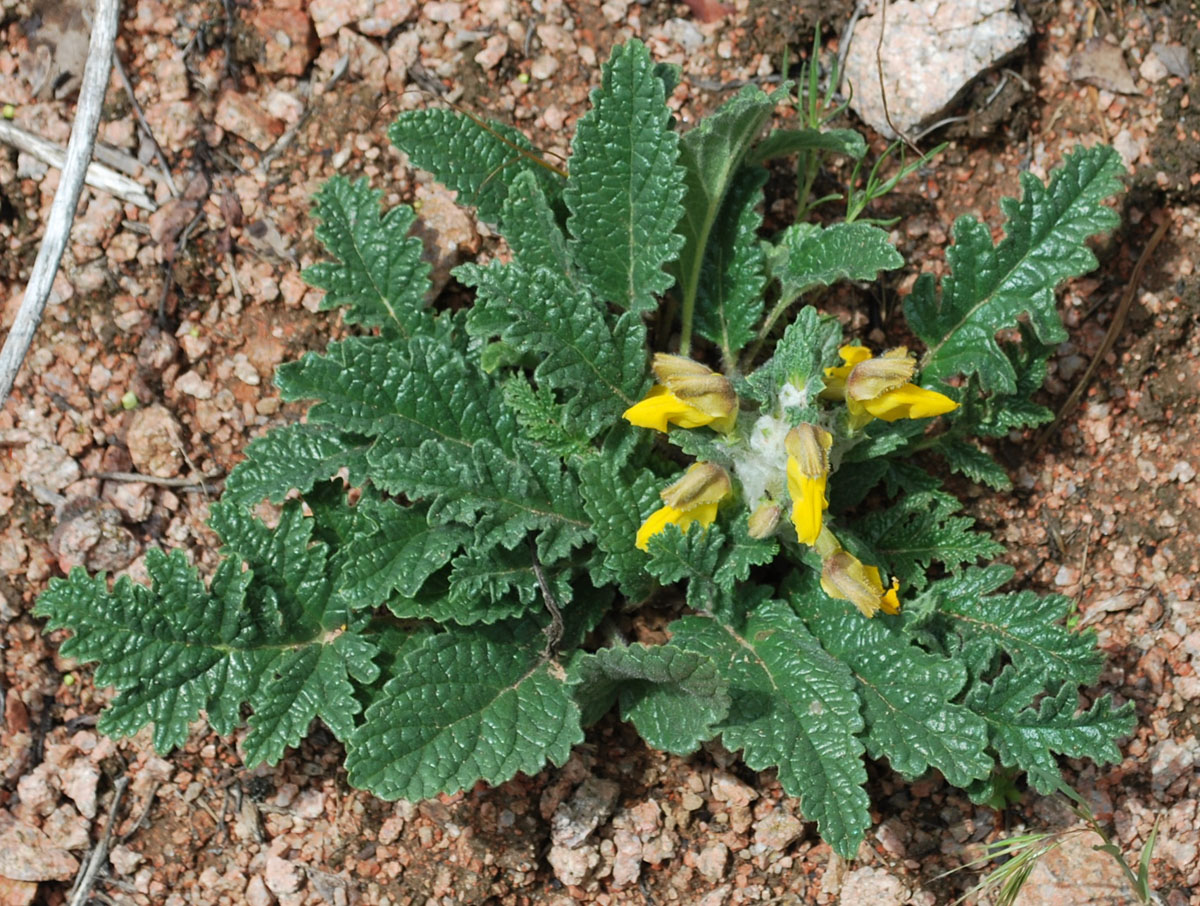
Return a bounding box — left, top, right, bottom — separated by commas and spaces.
102, 480, 153, 524
14, 767, 57, 819
0, 816, 80, 881
696, 841, 728, 882
136, 328, 178, 372
175, 370, 214, 400
215, 92, 284, 151
1138, 53, 1169, 84
709, 772, 757, 808
423, 1, 462, 23
839, 866, 907, 906
0, 877, 38, 906
264, 855, 302, 896
126, 405, 184, 478
232, 354, 260, 386
1150, 42, 1190, 80
108, 844, 143, 877
245, 876, 273, 906
292, 789, 324, 820
474, 34, 508, 70
550, 777, 621, 848
697, 886, 731, 906
531, 54, 559, 80
251, 8, 317, 75
40, 806, 90, 852
547, 843, 600, 887
610, 829, 642, 887
1150, 738, 1196, 795
359, 0, 417, 36
20, 438, 80, 496
1068, 37, 1139, 95
309, 0, 373, 37
1012, 827, 1139, 905
845, 0, 1031, 139
50, 498, 139, 573
753, 809, 804, 851
61, 760, 99, 819
412, 182, 479, 296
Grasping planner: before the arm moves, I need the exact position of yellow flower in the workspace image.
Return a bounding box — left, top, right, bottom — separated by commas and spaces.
821, 345, 957, 428
636, 462, 730, 552
623, 354, 738, 434
785, 424, 832, 545
820, 549, 901, 618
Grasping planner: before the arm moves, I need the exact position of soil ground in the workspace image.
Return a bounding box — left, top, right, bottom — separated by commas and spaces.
1, 1, 1198, 905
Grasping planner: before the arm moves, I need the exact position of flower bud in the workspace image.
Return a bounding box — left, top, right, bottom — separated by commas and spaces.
660, 462, 731, 510
846, 348, 916, 401
651, 354, 738, 430
784, 424, 832, 478
820, 550, 901, 618
747, 501, 782, 539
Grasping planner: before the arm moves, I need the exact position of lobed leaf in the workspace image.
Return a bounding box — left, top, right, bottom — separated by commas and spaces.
564, 39, 685, 313
222, 422, 371, 507
906, 145, 1124, 392
769, 221, 903, 302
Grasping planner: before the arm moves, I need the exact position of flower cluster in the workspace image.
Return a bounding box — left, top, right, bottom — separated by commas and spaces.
622, 346, 958, 617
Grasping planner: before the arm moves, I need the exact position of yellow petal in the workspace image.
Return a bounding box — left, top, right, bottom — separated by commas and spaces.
846, 349, 917, 401
860, 383, 959, 421
635, 502, 720, 552
623, 387, 714, 433
661, 462, 731, 510
821, 551, 895, 618
787, 457, 827, 546
820, 346, 872, 401
838, 345, 874, 367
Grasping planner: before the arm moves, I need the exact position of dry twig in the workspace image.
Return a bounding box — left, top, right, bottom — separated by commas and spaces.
0, 0, 123, 406
68, 775, 129, 906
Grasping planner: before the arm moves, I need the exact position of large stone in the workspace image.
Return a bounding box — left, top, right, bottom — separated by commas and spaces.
126, 405, 184, 478
1012, 826, 1139, 906
844, 0, 1031, 139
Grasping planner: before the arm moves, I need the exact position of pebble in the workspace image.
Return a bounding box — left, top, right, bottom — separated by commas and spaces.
752, 809, 803, 851
474, 34, 509, 70
126, 405, 184, 478
245, 876, 273, 906
838, 866, 907, 906
359, 0, 417, 36
550, 777, 621, 848
695, 841, 728, 882
49, 497, 140, 573
175, 370, 215, 400
20, 438, 80, 497
531, 54, 560, 80
424, 2, 463, 23
845, 0, 1032, 139
215, 92, 284, 151
252, 7, 318, 75
309, 0, 373, 38
0, 815, 80, 881
109, 844, 144, 877
264, 854, 302, 895
61, 760, 99, 819
1150, 738, 1197, 795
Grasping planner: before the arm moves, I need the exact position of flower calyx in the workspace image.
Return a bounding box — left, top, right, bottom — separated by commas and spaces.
819, 547, 900, 619
784, 423, 832, 546
623, 354, 738, 434
636, 462, 731, 552
822, 345, 958, 427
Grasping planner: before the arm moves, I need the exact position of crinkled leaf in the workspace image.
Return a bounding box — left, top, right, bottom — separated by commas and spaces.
694, 166, 768, 364
966, 667, 1134, 793
791, 591, 991, 787
564, 39, 685, 313
570, 643, 730, 754
769, 221, 903, 301
849, 491, 1005, 591
499, 169, 573, 278
222, 423, 371, 507
346, 624, 582, 800
672, 603, 869, 857
501, 376, 592, 458
578, 457, 661, 601
338, 498, 468, 610
913, 565, 1103, 685
389, 108, 562, 225
907, 145, 1124, 392
936, 437, 1012, 491
745, 305, 842, 406
302, 177, 432, 339
459, 261, 646, 435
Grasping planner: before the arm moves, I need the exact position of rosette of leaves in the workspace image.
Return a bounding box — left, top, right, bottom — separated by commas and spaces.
36, 41, 1132, 858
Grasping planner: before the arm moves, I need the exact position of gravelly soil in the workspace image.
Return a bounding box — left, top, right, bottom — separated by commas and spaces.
1, 1, 1198, 905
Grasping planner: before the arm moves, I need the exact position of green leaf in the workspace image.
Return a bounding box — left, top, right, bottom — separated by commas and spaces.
303, 177, 432, 339
337, 498, 469, 610
346, 623, 582, 800
644, 523, 726, 613
385, 569, 531, 626
936, 437, 1012, 491
672, 603, 869, 857
578, 457, 661, 601
447, 545, 571, 615
244, 630, 379, 764
745, 305, 842, 406
675, 86, 778, 332
849, 491, 1005, 591
769, 221, 903, 301
954, 323, 1055, 437
907, 145, 1124, 392
222, 423, 371, 507
747, 127, 867, 164
915, 565, 1103, 685
966, 667, 1134, 793
499, 169, 573, 278
694, 166, 768, 364
389, 108, 562, 226
459, 261, 646, 434
791, 594, 991, 788
570, 643, 730, 754
564, 39, 685, 313
501, 376, 592, 458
